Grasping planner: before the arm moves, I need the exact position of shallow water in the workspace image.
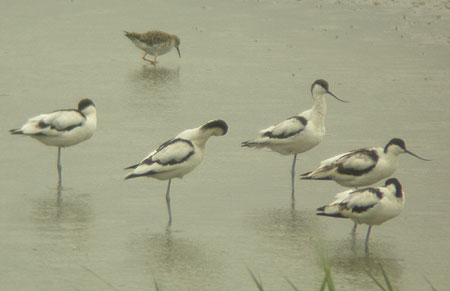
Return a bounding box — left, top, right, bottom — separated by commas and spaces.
1, 0, 449, 290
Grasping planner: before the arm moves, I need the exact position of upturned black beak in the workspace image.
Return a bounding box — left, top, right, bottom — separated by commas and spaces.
405, 150, 431, 161
327, 91, 348, 102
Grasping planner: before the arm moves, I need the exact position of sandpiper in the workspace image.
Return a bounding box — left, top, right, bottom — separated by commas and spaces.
124, 30, 181, 65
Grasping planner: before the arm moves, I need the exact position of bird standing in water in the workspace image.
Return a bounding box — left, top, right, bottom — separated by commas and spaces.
301, 138, 430, 187
242, 79, 347, 208
302, 138, 429, 232
125, 119, 228, 227
124, 30, 181, 65
10, 99, 97, 188
316, 178, 405, 253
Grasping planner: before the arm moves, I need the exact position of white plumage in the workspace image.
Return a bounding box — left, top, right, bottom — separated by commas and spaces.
10, 99, 97, 187
317, 178, 405, 252
301, 138, 430, 187
125, 119, 228, 226
242, 79, 347, 207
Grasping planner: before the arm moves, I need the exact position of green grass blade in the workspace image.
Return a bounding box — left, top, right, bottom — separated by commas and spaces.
380, 265, 394, 291
285, 277, 300, 291
319, 273, 327, 291
80, 265, 120, 291
325, 266, 336, 291
154, 279, 160, 291
424, 277, 438, 291
365, 269, 386, 291
321, 259, 336, 291
248, 268, 265, 291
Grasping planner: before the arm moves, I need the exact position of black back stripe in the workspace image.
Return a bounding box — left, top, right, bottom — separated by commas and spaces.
351, 203, 377, 213
350, 187, 383, 199
341, 188, 382, 213
143, 138, 195, 166
37, 120, 83, 132
263, 116, 307, 139
316, 212, 347, 219
337, 149, 379, 176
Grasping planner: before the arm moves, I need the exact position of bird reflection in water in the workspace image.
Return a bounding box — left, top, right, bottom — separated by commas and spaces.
250, 208, 325, 248
321, 241, 403, 290
129, 65, 180, 90
31, 186, 93, 234
129, 229, 213, 288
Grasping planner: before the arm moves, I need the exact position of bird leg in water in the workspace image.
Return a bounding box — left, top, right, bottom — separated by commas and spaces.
365, 225, 372, 254
142, 53, 157, 65
57, 147, 62, 188
291, 154, 297, 209
166, 179, 173, 226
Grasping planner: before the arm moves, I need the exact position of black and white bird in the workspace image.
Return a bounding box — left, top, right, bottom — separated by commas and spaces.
10, 99, 97, 187
124, 119, 228, 226
316, 178, 405, 252
241, 79, 347, 207
301, 138, 430, 187
124, 30, 181, 65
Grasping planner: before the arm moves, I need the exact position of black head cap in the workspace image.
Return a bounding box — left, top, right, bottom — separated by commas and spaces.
201, 119, 228, 135
384, 138, 406, 152
78, 99, 95, 111
384, 178, 403, 198
311, 79, 330, 93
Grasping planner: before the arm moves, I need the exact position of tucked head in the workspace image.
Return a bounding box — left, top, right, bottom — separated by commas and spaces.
201, 119, 228, 136
78, 99, 95, 111
311, 79, 347, 102
384, 178, 403, 198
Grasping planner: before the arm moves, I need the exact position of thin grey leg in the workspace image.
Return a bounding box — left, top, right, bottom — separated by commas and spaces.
365, 225, 372, 253
291, 154, 297, 209
166, 179, 173, 226
352, 222, 357, 233
57, 147, 62, 188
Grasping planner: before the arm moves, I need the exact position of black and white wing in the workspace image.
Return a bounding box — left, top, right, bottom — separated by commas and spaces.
260, 116, 308, 139
302, 148, 379, 179
10, 110, 86, 136
242, 116, 308, 148
125, 138, 195, 179
317, 187, 382, 218
339, 187, 383, 216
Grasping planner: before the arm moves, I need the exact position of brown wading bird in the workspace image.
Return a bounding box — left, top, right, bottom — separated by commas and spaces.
124, 30, 181, 65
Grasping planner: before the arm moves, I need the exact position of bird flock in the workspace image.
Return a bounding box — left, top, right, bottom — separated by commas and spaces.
9, 30, 431, 252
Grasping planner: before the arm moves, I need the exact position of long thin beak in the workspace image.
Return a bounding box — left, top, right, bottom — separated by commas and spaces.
327, 91, 348, 102
406, 150, 431, 161
176, 47, 181, 58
